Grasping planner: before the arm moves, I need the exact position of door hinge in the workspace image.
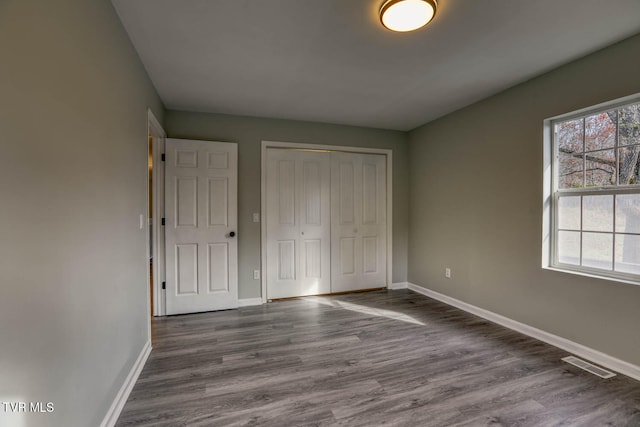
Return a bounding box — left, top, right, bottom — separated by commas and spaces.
162, 281, 166, 290
161, 218, 166, 226
161, 153, 165, 162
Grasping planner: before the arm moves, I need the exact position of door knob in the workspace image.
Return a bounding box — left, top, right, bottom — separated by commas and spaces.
229, 231, 236, 238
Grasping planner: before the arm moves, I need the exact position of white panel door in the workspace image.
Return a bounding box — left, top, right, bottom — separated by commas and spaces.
266, 149, 331, 299
165, 138, 238, 315
331, 152, 387, 292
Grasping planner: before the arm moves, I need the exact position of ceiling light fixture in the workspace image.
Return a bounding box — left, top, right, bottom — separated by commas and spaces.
380, 0, 437, 32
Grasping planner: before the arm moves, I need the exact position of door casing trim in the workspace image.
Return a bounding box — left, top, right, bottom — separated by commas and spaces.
148, 109, 166, 316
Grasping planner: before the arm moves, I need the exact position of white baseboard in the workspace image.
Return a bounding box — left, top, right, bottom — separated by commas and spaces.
238, 298, 264, 307
100, 340, 151, 427
407, 283, 640, 382
388, 282, 409, 290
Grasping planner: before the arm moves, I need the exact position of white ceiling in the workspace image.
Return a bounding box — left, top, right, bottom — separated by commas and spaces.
112, 0, 640, 131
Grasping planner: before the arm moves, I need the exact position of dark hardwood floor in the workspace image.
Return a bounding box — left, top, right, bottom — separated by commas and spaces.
116, 289, 640, 426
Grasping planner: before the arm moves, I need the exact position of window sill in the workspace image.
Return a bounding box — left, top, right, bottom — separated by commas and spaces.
543, 265, 640, 287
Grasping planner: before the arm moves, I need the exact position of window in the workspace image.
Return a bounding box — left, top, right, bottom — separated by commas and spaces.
545, 95, 640, 283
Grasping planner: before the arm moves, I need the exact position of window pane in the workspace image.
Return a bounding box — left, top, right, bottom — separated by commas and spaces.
618, 145, 640, 185
615, 235, 640, 275
616, 194, 640, 234
558, 231, 580, 265
556, 119, 584, 188
585, 111, 616, 151
582, 232, 613, 270
583, 195, 613, 232
558, 152, 583, 189
619, 103, 640, 147
558, 196, 580, 230
557, 119, 584, 154
585, 149, 616, 187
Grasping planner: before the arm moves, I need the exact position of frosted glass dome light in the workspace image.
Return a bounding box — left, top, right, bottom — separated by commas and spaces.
380, 0, 437, 32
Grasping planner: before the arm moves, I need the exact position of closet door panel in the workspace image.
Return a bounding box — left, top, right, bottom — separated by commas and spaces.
298, 153, 331, 296
266, 149, 330, 299
266, 151, 299, 299
331, 152, 386, 292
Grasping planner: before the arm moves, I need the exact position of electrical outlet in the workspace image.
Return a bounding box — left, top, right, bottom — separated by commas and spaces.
253, 212, 260, 223
445, 268, 451, 279
253, 270, 260, 280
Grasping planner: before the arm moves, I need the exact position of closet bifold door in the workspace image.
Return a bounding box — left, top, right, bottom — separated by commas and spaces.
265, 149, 331, 299
331, 152, 387, 292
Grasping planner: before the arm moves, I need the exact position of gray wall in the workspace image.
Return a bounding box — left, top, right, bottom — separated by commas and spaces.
408, 33, 640, 366
0, 1, 164, 426
165, 111, 409, 299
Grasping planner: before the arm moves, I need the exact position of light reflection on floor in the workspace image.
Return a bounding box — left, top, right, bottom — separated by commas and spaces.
305, 296, 426, 326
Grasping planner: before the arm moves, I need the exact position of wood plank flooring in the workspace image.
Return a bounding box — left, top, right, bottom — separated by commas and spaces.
116, 289, 640, 426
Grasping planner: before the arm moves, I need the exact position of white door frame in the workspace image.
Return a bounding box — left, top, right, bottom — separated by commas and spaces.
260, 140, 393, 303
148, 109, 166, 316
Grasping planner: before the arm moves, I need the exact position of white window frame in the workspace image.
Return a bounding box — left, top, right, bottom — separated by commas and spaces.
543, 92, 640, 285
